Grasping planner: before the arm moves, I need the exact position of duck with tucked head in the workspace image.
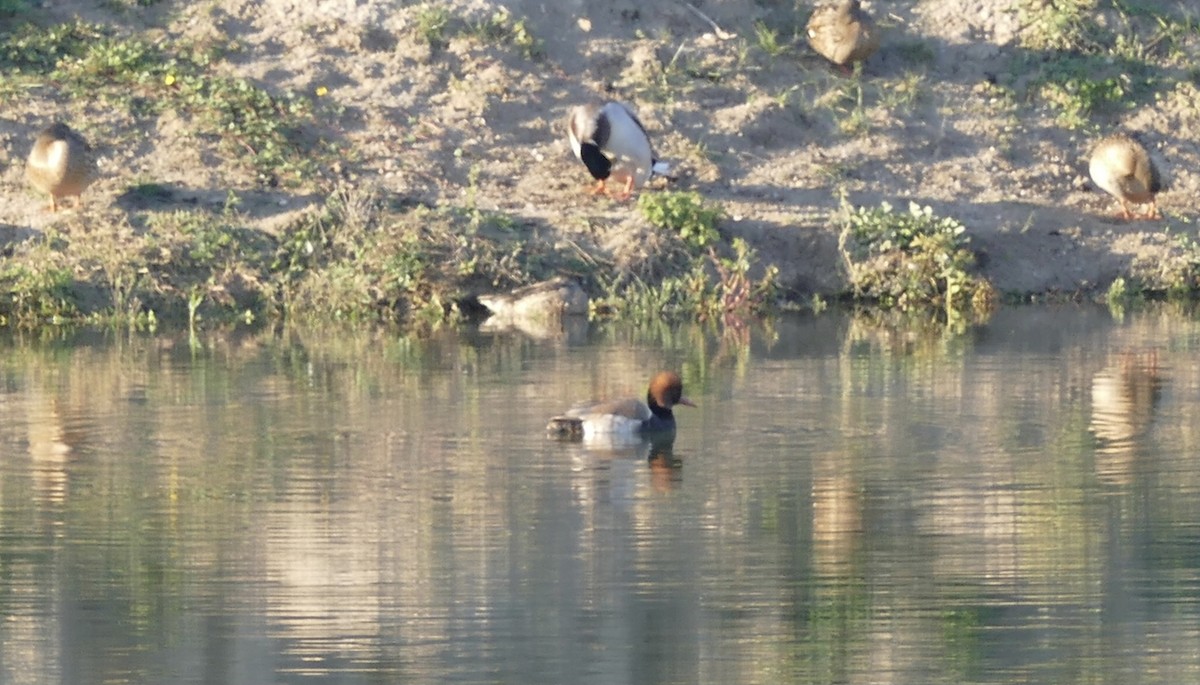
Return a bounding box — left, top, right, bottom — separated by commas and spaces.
26, 122, 97, 212
547, 371, 695, 441
806, 0, 880, 72
1088, 133, 1163, 220
568, 101, 671, 200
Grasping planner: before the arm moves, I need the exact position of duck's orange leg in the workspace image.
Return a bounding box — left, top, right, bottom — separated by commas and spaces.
613, 176, 635, 201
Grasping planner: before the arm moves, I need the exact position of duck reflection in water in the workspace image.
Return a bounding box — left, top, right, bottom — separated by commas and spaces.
561, 431, 683, 498
646, 433, 683, 492
548, 372, 693, 494
1090, 349, 1164, 485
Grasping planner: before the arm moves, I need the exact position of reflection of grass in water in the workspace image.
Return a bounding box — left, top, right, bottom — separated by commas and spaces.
940, 606, 993, 682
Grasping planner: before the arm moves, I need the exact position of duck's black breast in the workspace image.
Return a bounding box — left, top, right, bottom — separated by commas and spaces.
639, 413, 677, 434
579, 143, 611, 180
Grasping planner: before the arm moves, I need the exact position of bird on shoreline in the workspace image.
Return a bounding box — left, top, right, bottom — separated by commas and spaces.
1088, 134, 1162, 220
26, 122, 97, 212
547, 371, 695, 441
567, 101, 671, 200
806, 0, 880, 71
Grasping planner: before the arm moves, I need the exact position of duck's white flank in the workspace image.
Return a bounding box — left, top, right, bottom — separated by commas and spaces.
597, 102, 657, 187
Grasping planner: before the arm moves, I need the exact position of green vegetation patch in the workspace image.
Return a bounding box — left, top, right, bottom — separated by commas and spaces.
1018, 0, 1105, 52
0, 232, 81, 326
638, 190, 724, 251
595, 237, 778, 323
409, 3, 543, 59
806, 65, 928, 138
1012, 0, 1196, 129
0, 185, 581, 330
595, 193, 777, 323
0, 20, 328, 186
838, 200, 993, 316
278, 185, 572, 325
1019, 53, 1145, 129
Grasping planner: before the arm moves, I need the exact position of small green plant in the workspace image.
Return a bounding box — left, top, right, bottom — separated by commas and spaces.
754, 21, 786, 58
68, 35, 157, 83
832, 68, 870, 136
72, 221, 149, 324
470, 9, 543, 59
1018, 0, 1103, 52
413, 3, 452, 48
1104, 276, 1143, 318
172, 73, 320, 184
879, 71, 926, 112
1032, 58, 1132, 129
711, 238, 779, 317
838, 200, 993, 315
1010, 0, 1181, 129
637, 191, 724, 250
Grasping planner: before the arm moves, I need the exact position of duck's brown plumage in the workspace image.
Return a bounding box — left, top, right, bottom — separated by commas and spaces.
1088, 134, 1162, 220
26, 123, 97, 212
807, 0, 880, 69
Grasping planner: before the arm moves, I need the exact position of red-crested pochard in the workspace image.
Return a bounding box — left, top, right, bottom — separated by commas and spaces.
547, 371, 695, 441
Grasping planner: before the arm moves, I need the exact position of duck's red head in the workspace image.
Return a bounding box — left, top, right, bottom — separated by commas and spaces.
647, 371, 696, 412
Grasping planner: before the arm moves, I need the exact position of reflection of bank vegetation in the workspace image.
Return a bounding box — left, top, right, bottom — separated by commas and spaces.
3, 310, 1200, 678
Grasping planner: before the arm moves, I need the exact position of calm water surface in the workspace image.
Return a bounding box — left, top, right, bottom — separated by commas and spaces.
1, 307, 1199, 684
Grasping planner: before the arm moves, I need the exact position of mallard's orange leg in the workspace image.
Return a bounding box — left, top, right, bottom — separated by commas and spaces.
612, 176, 635, 201
587, 179, 607, 195
1143, 202, 1161, 220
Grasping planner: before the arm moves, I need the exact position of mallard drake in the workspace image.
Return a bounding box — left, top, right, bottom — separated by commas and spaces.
26, 123, 97, 212
1088, 134, 1162, 220
567, 101, 670, 200
547, 371, 695, 441
806, 0, 880, 70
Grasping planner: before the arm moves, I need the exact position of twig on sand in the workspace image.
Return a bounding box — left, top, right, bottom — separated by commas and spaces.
678, 1, 736, 40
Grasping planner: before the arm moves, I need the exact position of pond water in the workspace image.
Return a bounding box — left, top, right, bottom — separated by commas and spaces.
1, 306, 1199, 685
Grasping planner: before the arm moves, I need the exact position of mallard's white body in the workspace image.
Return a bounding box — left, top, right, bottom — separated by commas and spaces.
568, 101, 669, 195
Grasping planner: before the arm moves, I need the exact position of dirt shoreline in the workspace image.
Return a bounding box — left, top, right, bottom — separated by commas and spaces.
1, 0, 1198, 325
